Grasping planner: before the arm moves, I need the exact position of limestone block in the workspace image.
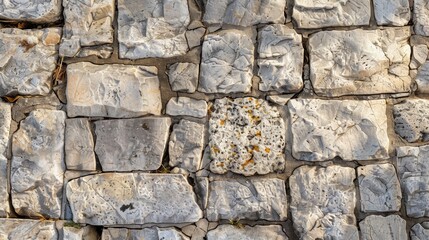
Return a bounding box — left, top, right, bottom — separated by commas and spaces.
360, 215, 407, 240
65, 118, 96, 171
167, 63, 199, 93
63, 225, 98, 240
166, 97, 207, 118
0, 219, 57, 240
411, 45, 428, 69
0, 0, 61, 23
414, 0, 429, 36
393, 99, 429, 143
102, 227, 189, 240
416, 61, 429, 93
374, 0, 410, 26
207, 225, 288, 240
411, 222, 429, 240
0, 101, 11, 217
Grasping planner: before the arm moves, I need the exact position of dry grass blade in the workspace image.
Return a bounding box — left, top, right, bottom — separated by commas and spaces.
52, 56, 66, 85
2, 96, 22, 103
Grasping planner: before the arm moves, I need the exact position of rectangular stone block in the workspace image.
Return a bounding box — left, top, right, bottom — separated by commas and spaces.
65, 118, 96, 171
0, 219, 57, 240
0, 0, 61, 23
374, 0, 410, 26
102, 227, 188, 240
414, 0, 429, 36
360, 215, 407, 240
0, 101, 11, 217
393, 99, 429, 143
207, 225, 288, 240
166, 97, 207, 118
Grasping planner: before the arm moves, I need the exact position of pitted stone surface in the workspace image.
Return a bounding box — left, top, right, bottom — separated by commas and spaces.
199, 30, 254, 93
166, 97, 207, 118
66, 62, 161, 118
288, 99, 389, 161
292, 0, 371, 28
0, 101, 11, 217
203, 0, 286, 27
290, 165, 358, 240
209, 97, 285, 176
0, 219, 57, 240
0, 28, 61, 96
414, 0, 429, 36
207, 225, 288, 240
357, 163, 402, 212
11, 109, 65, 218
67, 173, 203, 225
360, 215, 407, 240
60, 0, 114, 57
206, 178, 288, 221
102, 227, 188, 240
411, 222, 429, 240
0, 0, 61, 23
167, 62, 199, 93
65, 118, 96, 171
309, 28, 411, 97
416, 61, 429, 93
257, 24, 303, 93
95, 117, 171, 172
374, 0, 410, 26
118, 0, 190, 59
393, 99, 429, 143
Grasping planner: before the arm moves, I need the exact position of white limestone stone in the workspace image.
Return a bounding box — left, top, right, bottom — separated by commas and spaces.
288, 99, 389, 161
266, 94, 295, 105
65, 118, 96, 171
11, 109, 65, 218
257, 24, 303, 93
411, 222, 429, 240
309, 28, 411, 97
414, 0, 429, 36
199, 30, 254, 93
0, 219, 57, 240
374, 0, 410, 26
293, 0, 371, 28
102, 227, 189, 240
411, 45, 428, 69
207, 225, 288, 240
209, 97, 286, 176
289, 165, 358, 240
95, 117, 171, 172
416, 61, 429, 93
0, 0, 61, 23
0, 28, 61, 96
0, 101, 11, 217
63, 225, 98, 240
393, 99, 429, 143
66, 62, 161, 118
360, 215, 407, 240
118, 0, 190, 59
67, 173, 203, 225
167, 62, 199, 93
166, 97, 207, 118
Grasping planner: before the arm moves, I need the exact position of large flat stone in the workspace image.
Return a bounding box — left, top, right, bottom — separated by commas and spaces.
67, 173, 203, 225
0, 101, 11, 217
411, 222, 429, 240
360, 215, 407, 240
11, 109, 65, 218
288, 99, 389, 161
65, 118, 96, 171
414, 0, 429, 36
0, 28, 61, 96
393, 99, 429, 143
309, 28, 411, 97
0, 219, 57, 240
374, 0, 410, 26
102, 227, 188, 240
66, 62, 161, 118
0, 0, 61, 23
118, 0, 190, 59
290, 165, 358, 240
94, 117, 171, 171
207, 225, 288, 240
209, 97, 286, 175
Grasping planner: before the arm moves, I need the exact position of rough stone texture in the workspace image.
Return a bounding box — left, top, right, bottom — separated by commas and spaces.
0, 0, 61, 23
360, 215, 407, 240
414, 0, 429, 36
209, 97, 286, 176
290, 165, 358, 240
416, 61, 429, 93
63, 225, 98, 240
411, 222, 429, 240
357, 163, 402, 212
0, 219, 57, 239
167, 62, 199, 93
95, 117, 171, 172
207, 225, 288, 240
288, 99, 389, 161
65, 118, 96, 171
411, 45, 428, 70
374, 0, 410, 26
11, 92, 63, 122
102, 227, 189, 240
166, 97, 207, 118
293, 0, 371, 28
199, 30, 254, 93
0, 28, 61, 96
203, 0, 286, 27
393, 99, 429, 143
66, 62, 161, 118
118, 0, 190, 59
309, 28, 411, 97
186, 27, 205, 49
257, 24, 303, 93
60, 0, 114, 57
206, 178, 288, 221
67, 173, 203, 225
169, 120, 205, 172
0, 101, 11, 217
266, 94, 294, 105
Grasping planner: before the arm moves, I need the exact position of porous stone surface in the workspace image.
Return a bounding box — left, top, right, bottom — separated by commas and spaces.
0, 101, 11, 217
414, 0, 429, 36
11, 109, 65, 218
117, 0, 190, 59
374, 0, 410, 26
0, 219, 57, 239
309, 28, 411, 97
416, 61, 429, 93
199, 30, 254, 93
102, 227, 188, 240
357, 163, 402, 212
208, 97, 286, 176
206, 225, 288, 240
206, 178, 288, 221
359, 215, 407, 240
288, 99, 389, 161
411, 222, 429, 240
289, 165, 358, 240
166, 97, 207, 118
66, 62, 161, 118
94, 117, 171, 172
0, 28, 61, 96
67, 173, 203, 225
0, 0, 61, 23
167, 62, 199, 93
65, 118, 96, 171
257, 24, 303, 93
292, 0, 371, 28
393, 99, 429, 143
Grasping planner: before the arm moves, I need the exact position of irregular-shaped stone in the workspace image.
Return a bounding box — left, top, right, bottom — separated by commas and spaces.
0, 28, 61, 96
209, 97, 285, 175
414, 0, 429, 36
12, 92, 63, 122
0, 0, 61, 23
186, 28, 205, 49
288, 99, 389, 161
374, 0, 410, 26
66, 62, 161, 118
206, 178, 288, 221
411, 45, 428, 69
199, 30, 254, 93
203, 0, 286, 27
95, 117, 171, 172
0, 101, 11, 217
0, 219, 57, 239
65, 118, 96, 171
167, 62, 199, 93
257, 24, 303, 93
309, 28, 411, 97
416, 61, 429, 93
411, 222, 429, 240
266, 94, 295, 105
293, 0, 370, 28
207, 225, 288, 240
67, 173, 203, 225
393, 99, 429, 143
166, 97, 207, 118
357, 163, 402, 212
102, 227, 189, 240
360, 215, 407, 240
290, 165, 358, 240
118, 0, 190, 59
11, 110, 65, 219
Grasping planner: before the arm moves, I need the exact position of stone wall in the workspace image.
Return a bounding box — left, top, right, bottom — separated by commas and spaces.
0, 0, 428, 239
